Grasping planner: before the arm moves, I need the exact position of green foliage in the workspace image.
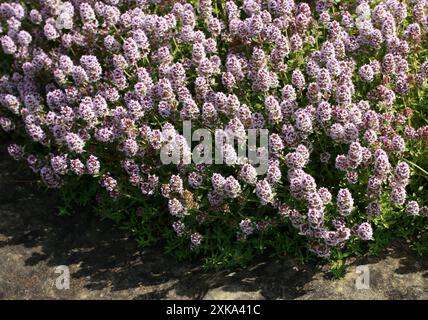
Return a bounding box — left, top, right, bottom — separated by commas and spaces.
2, 0, 428, 274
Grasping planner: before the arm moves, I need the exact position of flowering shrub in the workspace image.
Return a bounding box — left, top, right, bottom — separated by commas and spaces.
1, 0, 427, 268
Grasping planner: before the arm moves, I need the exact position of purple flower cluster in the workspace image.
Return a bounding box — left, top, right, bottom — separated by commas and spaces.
1, 0, 427, 258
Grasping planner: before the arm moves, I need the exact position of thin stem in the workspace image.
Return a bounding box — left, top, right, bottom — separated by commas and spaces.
403, 158, 428, 178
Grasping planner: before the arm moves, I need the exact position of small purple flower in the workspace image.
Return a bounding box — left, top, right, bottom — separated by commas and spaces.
374, 149, 391, 177
169, 175, 184, 195
309, 243, 331, 258
364, 129, 378, 145
0, 117, 15, 132
44, 23, 60, 40
212, 173, 226, 191
100, 174, 118, 193
256, 179, 273, 205
123, 37, 140, 64
317, 101, 332, 123
50, 155, 68, 175
282, 85, 296, 102
391, 135, 405, 153
329, 123, 345, 142
347, 141, 363, 169
190, 232, 203, 248
239, 219, 254, 236
40, 167, 62, 188
208, 190, 224, 207
224, 176, 241, 198
29, 9, 42, 24
292, 70, 305, 90
286, 152, 306, 169
295, 110, 313, 133
359, 64, 374, 82
356, 223, 373, 241
86, 155, 100, 176
405, 201, 419, 216
72, 66, 89, 85
172, 221, 186, 237
346, 171, 359, 185
335, 155, 348, 171
17, 31, 32, 47
316, 68, 332, 92
420, 206, 428, 217
337, 188, 354, 216
267, 161, 282, 185
265, 95, 282, 124
123, 138, 139, 157
65, 133, 85, 153
188, 172, 203, 189
318, 187, 332, 205
240, 164, 258, 185
168, 198, 185, 217
308, 208, 324, 227
7, 144, 24, 160
367, 202, 381, 217
1, 35, 17, 54
390, 187, 407, 206
269, 133, 284, 155
80, 55, 102, 82
70, 159, 85, 176
395, 162, 410, 182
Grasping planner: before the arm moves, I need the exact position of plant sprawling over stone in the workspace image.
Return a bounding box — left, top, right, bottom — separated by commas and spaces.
1, 0, 427, 265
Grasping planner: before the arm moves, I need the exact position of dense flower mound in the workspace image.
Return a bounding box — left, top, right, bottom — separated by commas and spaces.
1, 0, 427, 265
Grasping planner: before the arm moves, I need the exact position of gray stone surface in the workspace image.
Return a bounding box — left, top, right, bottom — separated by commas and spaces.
0, 144, 427, 300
